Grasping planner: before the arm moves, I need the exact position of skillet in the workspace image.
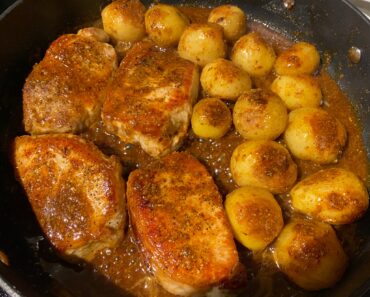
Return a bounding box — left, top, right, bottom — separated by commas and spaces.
0, 0, 369, 296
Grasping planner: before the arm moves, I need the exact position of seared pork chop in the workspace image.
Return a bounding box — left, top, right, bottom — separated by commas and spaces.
13, 134, 125, 262
102, 40, 199, 158
23, 34, 117, 134
127, 152, 238, 296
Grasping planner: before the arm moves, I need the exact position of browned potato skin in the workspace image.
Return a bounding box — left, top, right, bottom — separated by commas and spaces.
225, 186, 284, 251
273, 218, 348, 291
101, 0, 146, 42
274, 42, 320, 76
233, 89, 288, 140
270, 74, 322, 110
284, 107, 347, 164
230, 140, 298, 194
208, 5, 247, 42
178, 23, 226, 66
191, 98, 232, 139
231, 32, 276, 77
145, 4, 189, 47
291, 168, 369, 225
200, 58, 252, 100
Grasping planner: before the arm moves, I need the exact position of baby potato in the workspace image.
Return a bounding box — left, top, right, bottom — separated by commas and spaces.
291, 168, 369, 225
101, 0, 146, 42
230, 140, 297, 194
274, 42, 320, 75
145, 4, 189, 47
270, 75, 322, 110
200, 59, 252, 100
77, 27, 110, 43
178, 23, 226, 66
284, 107, 347, 163
208, 5, 247, 42
233, 89, 288, 140
191, 98, 232, 139
225, 186, 284, 251
273, 218, 348, 290
231, 32, 276, 77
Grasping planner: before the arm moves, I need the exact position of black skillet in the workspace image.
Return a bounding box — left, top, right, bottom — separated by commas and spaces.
0, 0, 369, 296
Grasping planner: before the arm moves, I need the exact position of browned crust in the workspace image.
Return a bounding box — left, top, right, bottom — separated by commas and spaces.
13, 134, 125, 257
127, 152, 238, 290
23, 34, 116, 134
102, 40, 197, 156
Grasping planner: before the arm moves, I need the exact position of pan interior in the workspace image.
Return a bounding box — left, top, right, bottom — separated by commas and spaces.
0, 0, 369, 297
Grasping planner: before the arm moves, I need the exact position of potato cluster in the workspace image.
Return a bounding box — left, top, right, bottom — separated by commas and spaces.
97, 1, 368, 293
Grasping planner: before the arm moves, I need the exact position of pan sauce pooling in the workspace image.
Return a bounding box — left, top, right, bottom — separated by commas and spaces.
14, 1, 369, 297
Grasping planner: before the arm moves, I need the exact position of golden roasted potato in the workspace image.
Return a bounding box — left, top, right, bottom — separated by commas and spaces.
191, 98, 232, 139
178, 23, 226, 66
270, 75, 322, 110
230, 140, 297, 194
77, 27, 110, 43
208, 5, 247, 42
200, 59, 252, 100
145, 4, 189, 47
231, 32, 276, 77
291, 168, 369, 225
233, 89, 287, 140
284, 107, 347, 163
274, 42, 320, 75
273, 218, 348, 291
101, 0, 146, 42
225, 186, 284, 251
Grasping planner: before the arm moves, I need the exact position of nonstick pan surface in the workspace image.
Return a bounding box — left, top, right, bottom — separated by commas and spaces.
0, 0, 369, 296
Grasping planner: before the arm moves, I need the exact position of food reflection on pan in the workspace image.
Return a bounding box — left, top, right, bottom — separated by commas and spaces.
12, 0, 369, 296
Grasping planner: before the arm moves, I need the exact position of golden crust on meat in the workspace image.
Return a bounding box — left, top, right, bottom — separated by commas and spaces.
102, 40, 199, 158
127, 152, 238, 296
23, 34, 117, 134
13, 134, 126, 262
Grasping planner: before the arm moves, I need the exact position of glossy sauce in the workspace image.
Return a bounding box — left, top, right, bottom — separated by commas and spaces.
44, 6, 368, 297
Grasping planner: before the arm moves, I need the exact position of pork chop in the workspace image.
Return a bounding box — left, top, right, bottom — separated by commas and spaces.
23, 34, 117, 134
127, 152, 238, 296
13, 134, 126, 262
102, 40, 199, 158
